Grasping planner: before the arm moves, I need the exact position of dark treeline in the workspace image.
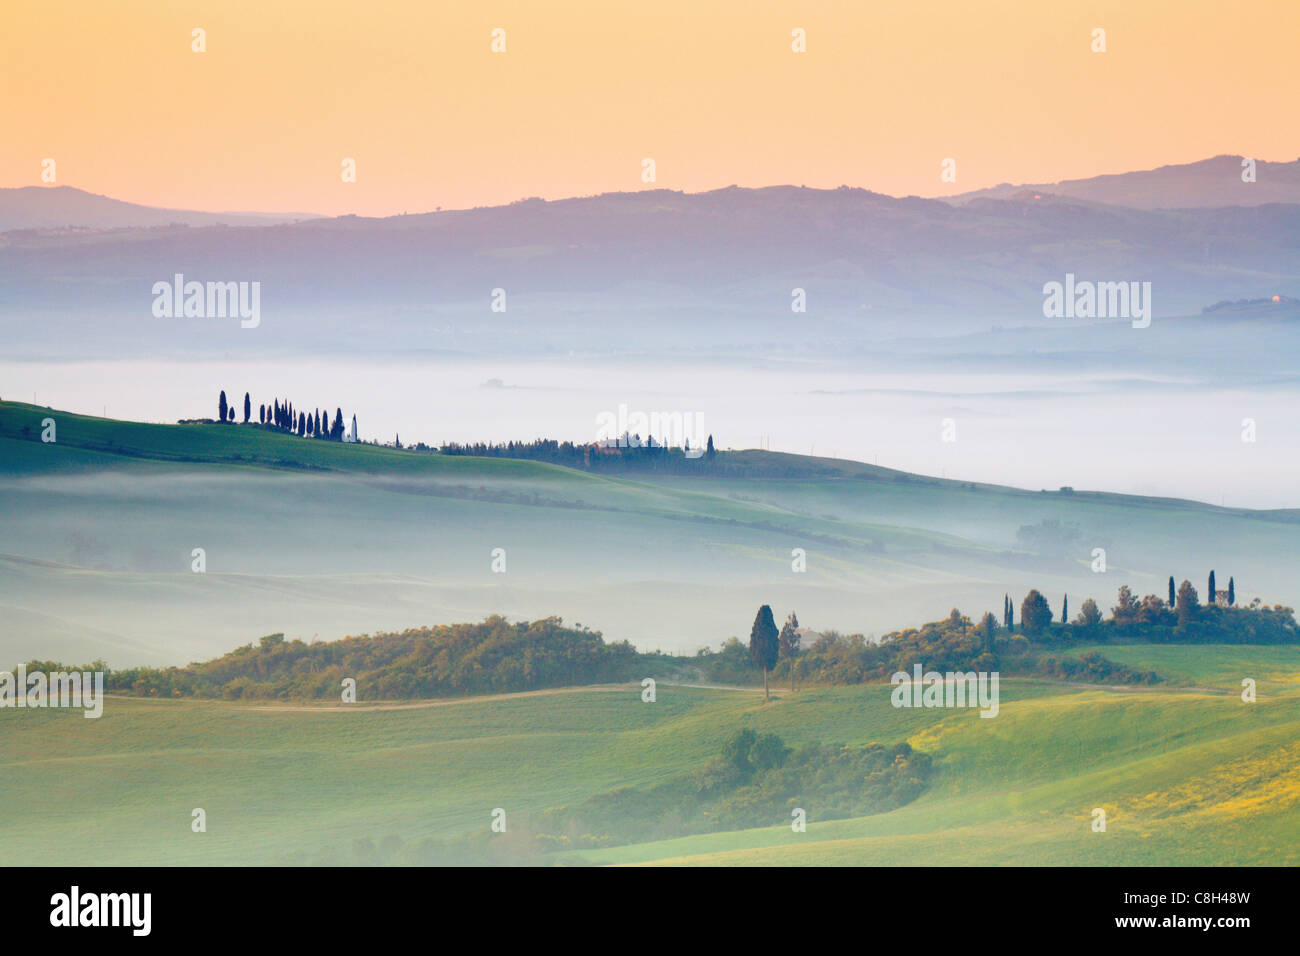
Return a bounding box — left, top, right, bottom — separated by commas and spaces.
192, 392, 943, 479
27, 579, 1293, 702
438, 436, 728, 476
708, 579, 1296, 689
209, 389, 352, 441
435, 437, 919, 479
100, 616, 653, 700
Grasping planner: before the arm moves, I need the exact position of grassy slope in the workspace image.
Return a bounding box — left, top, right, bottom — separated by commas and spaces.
2, 647, 1295, 866
0, 401, 976, 662
0, 400, 969, 547
1064, 644, 1300, 694
580, 649, 1300, 866
4, 399, 1299, 666
7, 398, 1294, 572
2, 403, 1296, 865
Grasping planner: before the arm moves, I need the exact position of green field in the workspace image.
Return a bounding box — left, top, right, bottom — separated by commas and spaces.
2, 403, 1297, 865
1064, 644, 1300, 695
2, 645, 1296, 866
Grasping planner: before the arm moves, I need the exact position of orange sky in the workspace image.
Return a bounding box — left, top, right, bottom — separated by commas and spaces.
3, 0, 1298, 216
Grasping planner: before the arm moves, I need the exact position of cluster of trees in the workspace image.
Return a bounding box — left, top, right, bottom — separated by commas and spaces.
213, 390, 351, 441
1203, 295, 1296, 313
1015, 518, 1083, 555
713, 578, 1296, 690
534, 730, 930, 850
44, 575, 1293, 705
733, 608, 1003, 688
300, 732, 932, 863
104, 616, 652, 700
437, 436, 720, 475
998, 573, 1247, 639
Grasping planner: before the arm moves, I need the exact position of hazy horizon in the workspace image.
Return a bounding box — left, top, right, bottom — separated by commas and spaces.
6, 0, 1300, 216
9, 150, 1299, 219
7, 348, 1299, 510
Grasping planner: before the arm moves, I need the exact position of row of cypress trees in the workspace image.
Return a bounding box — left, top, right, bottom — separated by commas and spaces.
216, 390, 350, 441
995, 571, 1237, 634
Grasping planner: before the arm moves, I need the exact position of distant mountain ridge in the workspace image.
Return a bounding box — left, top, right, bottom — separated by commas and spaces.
0, 185, 320, 232
2, 158, 1298, 356
946, 155, 1300, 209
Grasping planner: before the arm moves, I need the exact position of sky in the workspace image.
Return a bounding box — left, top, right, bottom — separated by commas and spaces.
3, 0, 1298, 217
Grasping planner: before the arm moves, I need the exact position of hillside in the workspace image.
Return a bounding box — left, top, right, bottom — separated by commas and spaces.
947, 154, 1300, 209
1, 651, 1295, 866
4, 176, 1300, 362
2, 403, 1297, 867
4, 400, 1299, 668
0, 185, 316, 232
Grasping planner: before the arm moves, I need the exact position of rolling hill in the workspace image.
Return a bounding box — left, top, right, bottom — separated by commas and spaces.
947, 154, 1300, 209
0, 185, 317, 232
3, 171, 1299, 362
1, 650, 1294, 865
2, 400, 1297, 668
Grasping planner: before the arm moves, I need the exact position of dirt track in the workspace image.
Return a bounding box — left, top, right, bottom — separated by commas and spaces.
103, 681, 764, 714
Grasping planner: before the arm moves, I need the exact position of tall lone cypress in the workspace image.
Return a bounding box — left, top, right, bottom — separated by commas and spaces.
1228, 577, 1235, 606
1062, 594, 1068, 623
218, 390, 227, 423
1208, 570, 1217, 605
1169, 576, 1176, 607
749, 605, 779, 701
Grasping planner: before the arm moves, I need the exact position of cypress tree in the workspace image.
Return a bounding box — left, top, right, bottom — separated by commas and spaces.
243, 392, 251, 423
1062, 594, 1068, 623
1228, 577, 1235, 606
1168, 576, 1176, 607
218, 390, 227, 423
749, 605, 779, 701
778, 612, 801, 693
1020, 589, 1051, 635
1208, 570, 1217, 605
